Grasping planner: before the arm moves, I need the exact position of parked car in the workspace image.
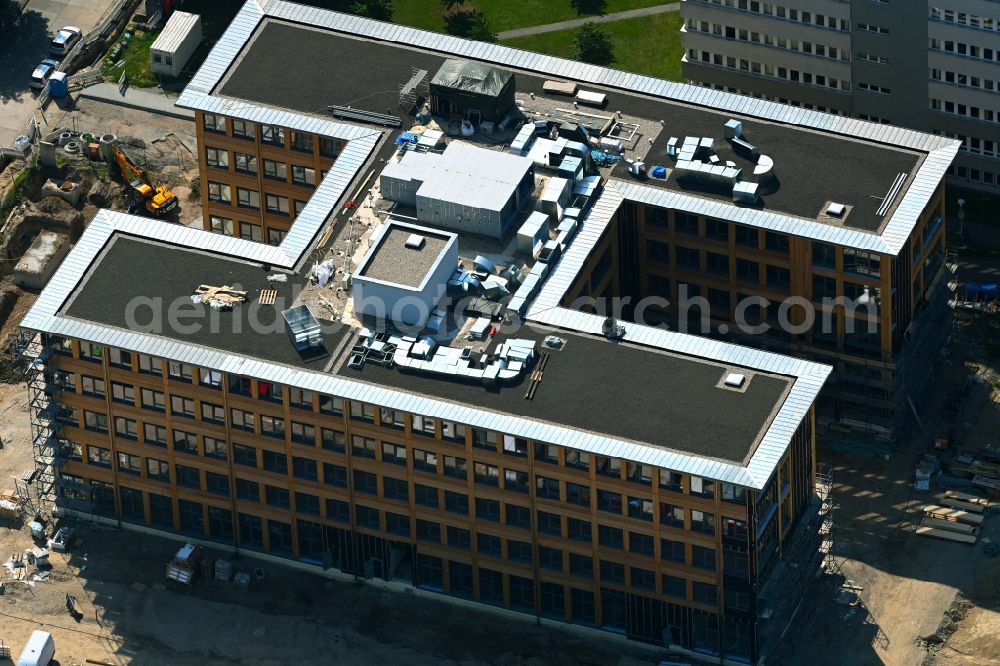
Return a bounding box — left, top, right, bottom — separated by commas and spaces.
28, 59, 59, 90
49, 26, 82, 58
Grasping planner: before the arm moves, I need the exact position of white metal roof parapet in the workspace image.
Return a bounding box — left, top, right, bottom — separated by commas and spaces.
21, 207, 825, 488
183, 0, 958, 257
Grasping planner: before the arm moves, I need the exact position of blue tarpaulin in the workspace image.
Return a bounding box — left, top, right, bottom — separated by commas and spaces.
395, 132, 417, 145
650, 165, 667, 179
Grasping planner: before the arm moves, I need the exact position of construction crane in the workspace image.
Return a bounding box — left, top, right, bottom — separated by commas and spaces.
110, 144, 178, 217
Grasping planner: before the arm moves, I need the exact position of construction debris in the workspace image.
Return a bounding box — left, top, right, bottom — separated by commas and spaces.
191, 284, 247, 310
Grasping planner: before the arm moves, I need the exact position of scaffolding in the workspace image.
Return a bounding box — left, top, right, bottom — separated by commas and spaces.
756, 464, 833, 661
398, 67, 428, 111
16, 331, 73, 515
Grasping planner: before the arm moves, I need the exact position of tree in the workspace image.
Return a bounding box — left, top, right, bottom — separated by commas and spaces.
351, 0, 393, 21
0, 0, 21, 32
574, 22, 614, 66
443, 6, 496, 43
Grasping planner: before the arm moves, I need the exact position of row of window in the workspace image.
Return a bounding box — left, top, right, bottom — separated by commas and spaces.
205, 146, 318, 187
206, 181, 297, 216
689, 0, 850, 33
208, 215, 289, 245
930, 7, 1000, 34
685, 19, 849, 62
930, 37, 1000, 64
687, 49, 851, 92
930, 97, 1000, 124
201, 113, 343, 157
691, 80, 847, 117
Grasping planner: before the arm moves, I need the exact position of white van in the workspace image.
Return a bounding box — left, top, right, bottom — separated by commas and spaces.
17, 631, 54, 666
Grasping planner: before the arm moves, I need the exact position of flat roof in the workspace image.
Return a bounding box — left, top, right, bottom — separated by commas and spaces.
62, 236, 348, 370
336, 323, 791, 464
357, 223, 452, 288
218, 19, 920, 232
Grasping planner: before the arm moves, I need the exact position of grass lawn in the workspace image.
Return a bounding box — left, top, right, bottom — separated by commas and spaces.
393, 0, 676, 34
501, 11, 684, 81
103, 30, 159, 88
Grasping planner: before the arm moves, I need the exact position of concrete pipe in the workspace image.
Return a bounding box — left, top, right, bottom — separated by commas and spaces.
99, 134, 117, 162
57, 132, 73, 147
64, 141, 81, 154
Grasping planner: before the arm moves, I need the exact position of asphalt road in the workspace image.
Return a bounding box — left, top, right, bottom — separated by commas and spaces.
0, 0, 118, 146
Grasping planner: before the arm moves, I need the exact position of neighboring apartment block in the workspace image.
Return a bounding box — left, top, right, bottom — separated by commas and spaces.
16, 1, 959, 663
680, 0, 1000, 194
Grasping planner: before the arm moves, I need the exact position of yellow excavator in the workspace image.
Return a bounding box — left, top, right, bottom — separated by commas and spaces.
111, 144, 178, 217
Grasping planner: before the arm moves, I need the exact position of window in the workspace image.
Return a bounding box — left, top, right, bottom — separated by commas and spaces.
233, 443, 257, 467
660, 470, 682, 493
505, 504, 531, 529
596, 456, 621, 479
203, 437, 226, 460
206, 472, 230, 497
412, 415, 436, 436
320, 137, 341, 158
87, 446, 111, 468
569, 553, 593, 578
84, 410, 107, 433
537, 510, 561, 535
766, 265, 790, 290
566, 482, 591, 508
108, 348, 130, 369
173, 430, 197, 455
265, 194, 289, 215
137, 354, 161, 375
203, 113, 224, 133
693, 582, 717, 605
236, 478, 259, 502
691, 510, 716, 535
81, 375, 105, 398
292, 165, 316, 186
383, 476, 408, 501
447, 526, 471, 550
263, 159, 287, 180
352, 435, 375, 459
476, 532, 500, 557
80, 342, 103, 362
207, 181, 231, 203
413, 449, 438, 473
441, 420, 466, 442
444, 455, 467, 480
350, 402, 375, 422
326, 499, 350, 523
600, 560, 624, 584
504, 469, 528, 493
537, 546, 562, 571
265, 485, 290, 509
146, 458, 169, 481
765, 231, 789, 254
291, 421, 315, 446
597, 525, 625, 550
646, 240, 669, 263
114, 417, 137, 440
111, 382, 134, 405
386, 512, 410, 536
323, 463, 347, 487
414, 484, 438, 508
174, 465, 201, 490
675, 212, 699, 235
353, 470, 377, 495
476, 497, 501, 522
705, 218, 729, 241
568, 518, 591, 542
261, 125, 285, 146
232, 119, 255, 139
260, 415, 285, 440
291, 132, 313, 152
506, 539, 532, 563
356, 506, 380, 530
662, 538, 685, 563
628, 497, 654, 521
293, 456, 318, 481
381, 441, 406, 466
735, 226, 758, 247
117, 452, 140, 475
663, 575, 686, 599
534, 442, 558, 464
631, 567, 655, 591
379, 407, 406, 430
445, 490, 468, 515
296, 493, 320, 516
660, 503, 685, 529
692, 545, 717, 571
535, 476, 560, 500
234, 152, 257, 175
565, 449, 589, 471
472, 428, 497, 451
571, 589, 595, 625
237, 188, 260, 209
321, 428, 345, 452
417, 520, 441, 543
143, 423, 167, 447
262, 450, 287, 474
598, 490, 621, 514
629, 532, 654, 556
205, 146, 228, 168
722, 483, 747, 504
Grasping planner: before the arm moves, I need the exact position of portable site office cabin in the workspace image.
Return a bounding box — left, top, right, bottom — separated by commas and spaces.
150, 11, 202, 78
429, 59, 516, 124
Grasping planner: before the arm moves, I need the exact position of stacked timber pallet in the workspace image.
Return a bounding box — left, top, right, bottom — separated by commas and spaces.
951, 447, 1000, 498
919, 491, 989, 544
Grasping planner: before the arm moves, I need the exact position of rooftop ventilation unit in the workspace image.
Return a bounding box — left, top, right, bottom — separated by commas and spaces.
282, 304, 323, 353
724, 372, 746, 388
826, 202, 846, 217
405, 233, 426, 249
